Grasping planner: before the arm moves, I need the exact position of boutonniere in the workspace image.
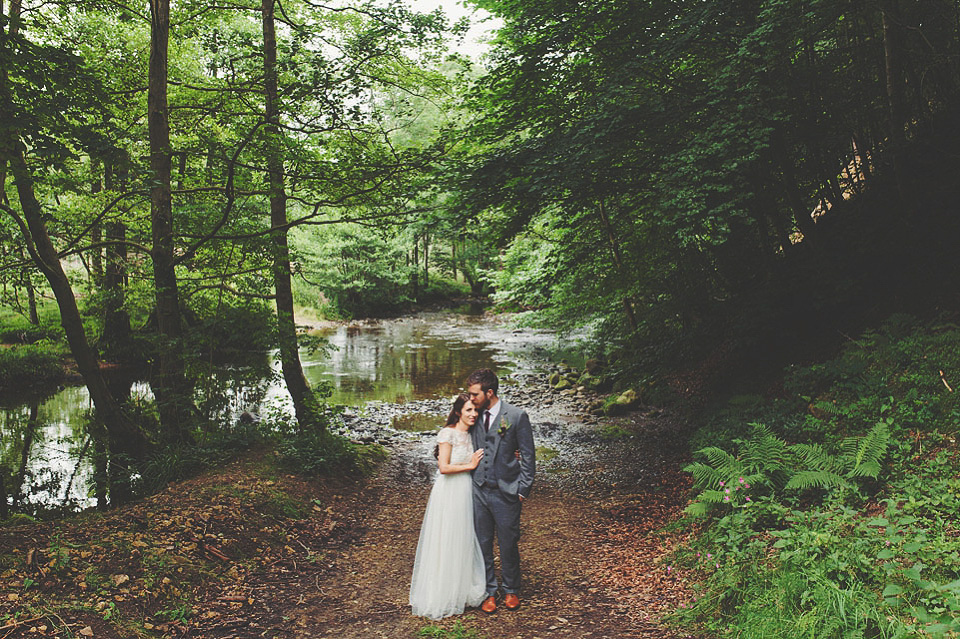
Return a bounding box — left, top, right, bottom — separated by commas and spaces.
497, 422, 510, 437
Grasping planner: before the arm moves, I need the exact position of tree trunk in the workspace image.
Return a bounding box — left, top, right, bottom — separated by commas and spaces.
103, 155, 131, 353
423, 234, 429, 290
263, 0, 317, 430
6, 148, 145, 452
1, 0, 143, 453
881, 0, 914, 215
451, 242, 457, 281
771, 128, 818, 239
24, 260, 38, 324
90, 158, 104, 287
597, 199, 638, 332
411, 234, 420, 301
149, 0, 194, 442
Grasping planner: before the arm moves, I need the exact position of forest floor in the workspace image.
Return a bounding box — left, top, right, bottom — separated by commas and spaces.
0, 384, 703, 639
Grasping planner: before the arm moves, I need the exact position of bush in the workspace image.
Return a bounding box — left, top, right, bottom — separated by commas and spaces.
293, 223, 413, 318
418, 276, 471, 305
277, 429, 385, 476
0, 317, 64, 344
0, 344, 64, 390
673, 315, 960, 638
186, 300, 278, 355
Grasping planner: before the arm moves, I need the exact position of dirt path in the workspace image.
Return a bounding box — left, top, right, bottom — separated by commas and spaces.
286, 407, 698, 639
0, 386, 701, 639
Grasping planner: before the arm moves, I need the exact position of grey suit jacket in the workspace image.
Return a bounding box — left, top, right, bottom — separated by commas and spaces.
471, 400, 536, 500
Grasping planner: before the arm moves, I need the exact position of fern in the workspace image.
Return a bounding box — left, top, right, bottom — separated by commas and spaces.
684, 462, 723, 490
810, 400, 844, 417
849, 421, 891, 477
790, 443, 838, 472
784, 470, 850, 491
739, 424, 789, 470
686, 421, 892, 514
685, 424, 786, 516
784, 421, 890, 493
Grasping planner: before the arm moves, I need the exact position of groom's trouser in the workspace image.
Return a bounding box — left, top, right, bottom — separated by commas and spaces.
474, 484, 522, 596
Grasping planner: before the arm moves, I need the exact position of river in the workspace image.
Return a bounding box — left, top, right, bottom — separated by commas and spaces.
0, 308, 563, 516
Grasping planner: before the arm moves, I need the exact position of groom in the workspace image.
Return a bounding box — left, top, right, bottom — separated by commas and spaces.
466, 368, 536, 613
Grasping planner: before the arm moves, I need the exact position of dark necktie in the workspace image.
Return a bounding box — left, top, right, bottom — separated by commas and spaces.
484, 411, 491, 432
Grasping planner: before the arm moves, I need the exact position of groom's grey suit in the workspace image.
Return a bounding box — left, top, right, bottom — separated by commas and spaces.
471, 399, 536, 597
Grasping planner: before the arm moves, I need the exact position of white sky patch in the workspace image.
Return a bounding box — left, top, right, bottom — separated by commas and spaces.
406, 0, 502, 61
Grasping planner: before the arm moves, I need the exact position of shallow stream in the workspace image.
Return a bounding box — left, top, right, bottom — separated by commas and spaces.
0, 308, 566, 515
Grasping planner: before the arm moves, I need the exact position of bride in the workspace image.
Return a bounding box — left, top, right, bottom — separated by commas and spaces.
409, 393, 487, 619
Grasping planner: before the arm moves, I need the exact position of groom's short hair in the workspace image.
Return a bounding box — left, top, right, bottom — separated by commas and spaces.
466, 368, 499, 396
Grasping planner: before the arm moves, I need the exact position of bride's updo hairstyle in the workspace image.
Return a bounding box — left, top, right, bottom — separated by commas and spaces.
434, 393, 472, 458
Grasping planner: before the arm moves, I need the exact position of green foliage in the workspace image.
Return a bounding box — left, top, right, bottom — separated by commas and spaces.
0, 344, 64, 390
1, 514, 37, 528
454, 0, 960, 397
155, 603, 192, 623
293, 224, 413, 318
675, 317, 960, 637
785, 314, 960, 442
674, 452, 960, 639
418, 621, 483, 639
276, 427, 386, 477
418, 276, 471, 306
0, 316, 63, 345
185, 299, 278, 356
685, 413, 891, 517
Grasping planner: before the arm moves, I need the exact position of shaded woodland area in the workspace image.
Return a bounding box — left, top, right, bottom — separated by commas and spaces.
2, 0, 960, 637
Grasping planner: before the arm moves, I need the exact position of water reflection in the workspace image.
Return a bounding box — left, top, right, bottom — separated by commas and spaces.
298, 315, 514, 405
1, 388, 95, 514
1, 311, 551, 516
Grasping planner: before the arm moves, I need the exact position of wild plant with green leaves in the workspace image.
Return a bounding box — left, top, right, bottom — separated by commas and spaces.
674, 316, 960, 638
685, 421, 891, 516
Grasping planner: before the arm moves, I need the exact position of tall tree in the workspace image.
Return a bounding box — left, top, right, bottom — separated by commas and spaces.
149, 0, 194, 442
0, 0, 145, 451
262, 0, 317, 428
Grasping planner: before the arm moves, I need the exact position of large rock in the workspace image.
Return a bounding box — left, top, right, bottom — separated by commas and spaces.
578, 371, 610, 392
548, 371, 561, 386
616, 389, 639, 407
554, 378, 574, 391
602, 388, 639, 416
603, 396, 629, 416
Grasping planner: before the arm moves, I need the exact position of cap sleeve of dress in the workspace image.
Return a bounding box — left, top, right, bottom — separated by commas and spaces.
436, 427, 455, 445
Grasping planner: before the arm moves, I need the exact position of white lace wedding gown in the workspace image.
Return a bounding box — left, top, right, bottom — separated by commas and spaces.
409, 427, 486, 619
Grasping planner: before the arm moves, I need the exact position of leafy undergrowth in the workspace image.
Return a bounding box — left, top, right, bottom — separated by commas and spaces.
0, 451, 373, 638
670, 314, 960, 639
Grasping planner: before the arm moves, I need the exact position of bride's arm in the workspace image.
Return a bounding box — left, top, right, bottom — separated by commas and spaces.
437, 443, 483, 474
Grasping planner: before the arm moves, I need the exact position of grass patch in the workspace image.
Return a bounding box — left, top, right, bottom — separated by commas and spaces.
277, 429, 387, 476
535, 446, 558, 462
418, 620, 484, 638
256, 488, 312, 520
598, 424, 632, 440
0, 343, 64, 389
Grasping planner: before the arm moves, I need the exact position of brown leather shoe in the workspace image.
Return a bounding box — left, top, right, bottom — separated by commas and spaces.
481, 595, 497, 614
503, 593, 520, 610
